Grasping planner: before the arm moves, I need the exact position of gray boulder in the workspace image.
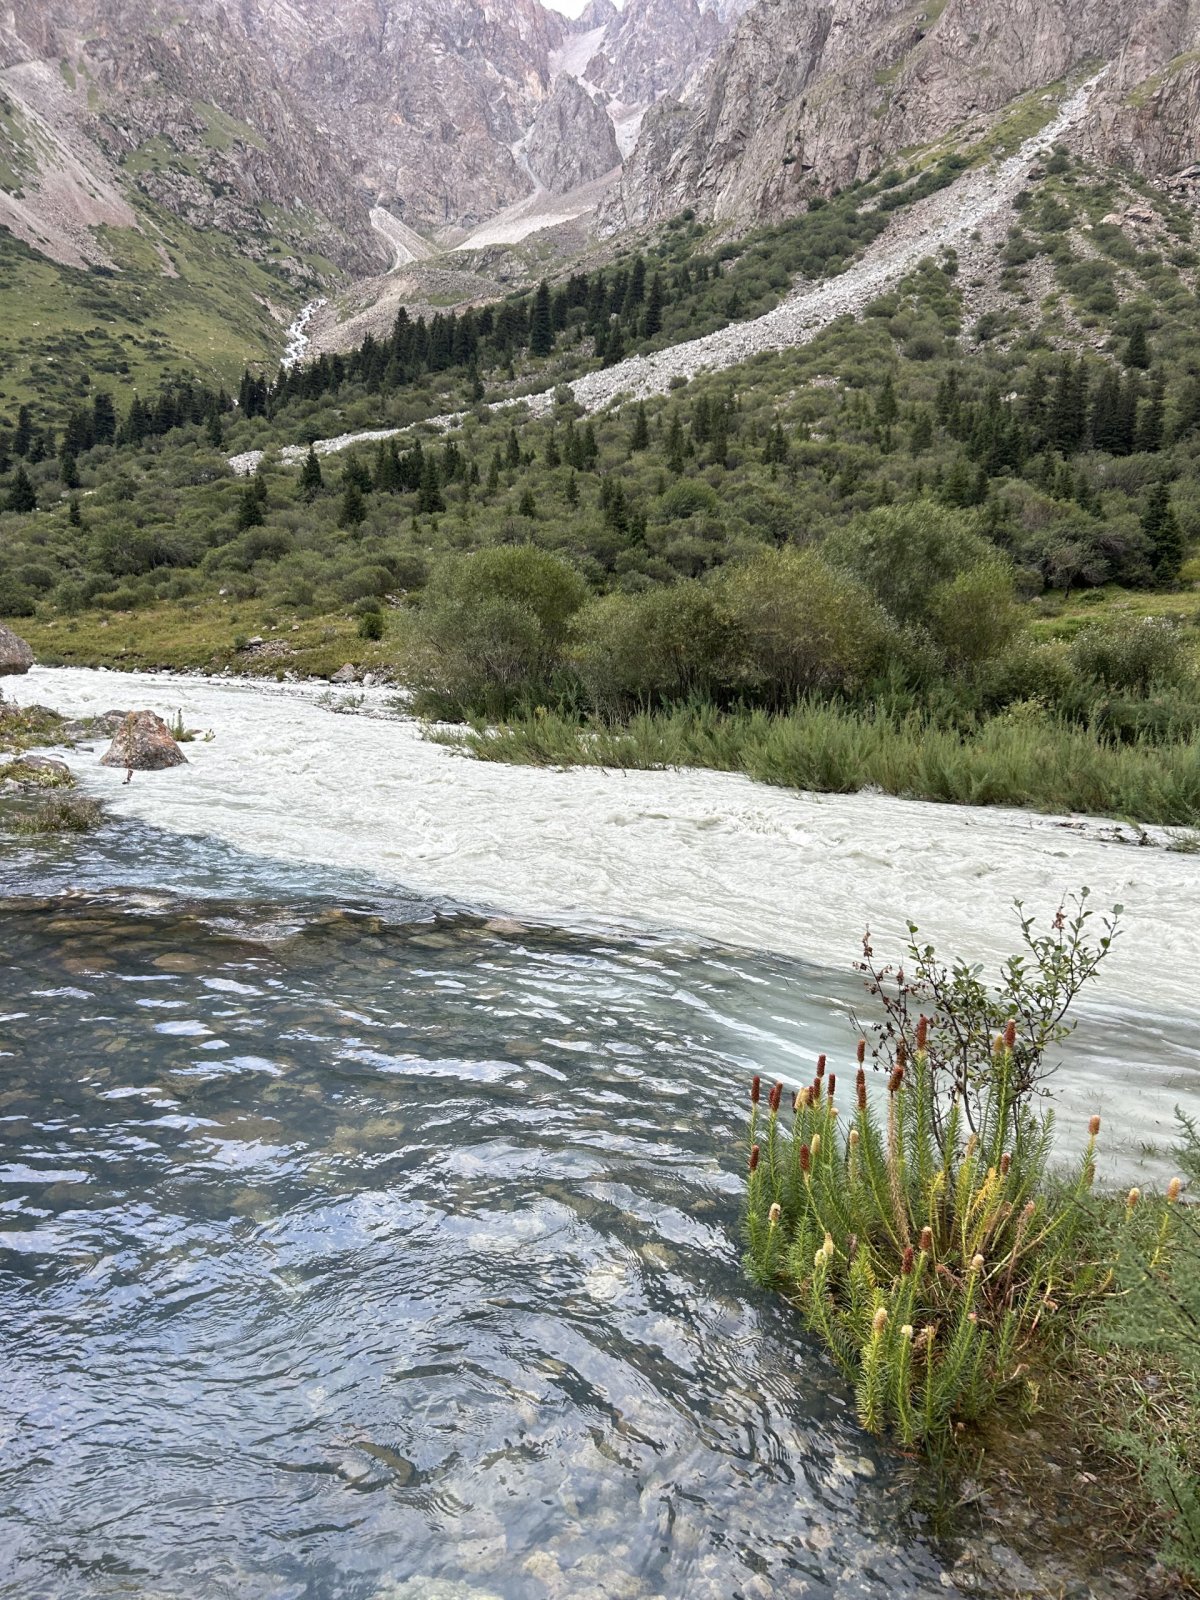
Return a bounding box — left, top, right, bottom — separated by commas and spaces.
0, 625, 34, 677
100, 711, 188, 771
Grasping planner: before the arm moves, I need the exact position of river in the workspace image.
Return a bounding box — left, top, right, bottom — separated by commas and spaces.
2, 666, 1198, 1598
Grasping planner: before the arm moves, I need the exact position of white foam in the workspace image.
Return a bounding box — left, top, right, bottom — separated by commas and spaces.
19, 667, 1200, 1023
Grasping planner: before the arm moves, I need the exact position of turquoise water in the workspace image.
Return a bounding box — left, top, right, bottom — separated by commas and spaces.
0, 819, 955, 1599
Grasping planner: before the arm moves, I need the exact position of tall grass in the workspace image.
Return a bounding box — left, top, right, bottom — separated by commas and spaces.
443, 700, 1200, 827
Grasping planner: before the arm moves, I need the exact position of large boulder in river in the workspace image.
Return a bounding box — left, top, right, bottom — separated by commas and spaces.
0, 624, 34, 677
100, 710, 188, 771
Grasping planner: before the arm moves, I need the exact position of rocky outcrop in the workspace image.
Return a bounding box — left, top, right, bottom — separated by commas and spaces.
525, 76, 621, 193
0, 625, 34, 676
100, 711, 187, 771
609, 0, 1186, 230
585, 0, 724, 106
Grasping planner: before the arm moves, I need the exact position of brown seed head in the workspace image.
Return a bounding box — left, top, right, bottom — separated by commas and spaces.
896, 1039, 908, 1069
1126, 1186, 1141, 1210
750, 1074, 761, 1106
919, 1226, 933, 1254
749, 1144, 760, 1173
816, 1054, 827, 1079
1088, 1115, 1101, 1138
916, 1014, 928, 1051
857, 1038, 866, 1065
1167, 1176, 1183, 1203
856, 1068, 867, 1111
768, 1081, 783, 1114
800, 1143, 811, 1174
1004, 1019, 1017, 1051
826, 1073, 836, 1101
902, 1246, 915, 1276
810, 1077, 822, 1103
888, 1066, 904, 1094
1000, 1152, 1012, 1177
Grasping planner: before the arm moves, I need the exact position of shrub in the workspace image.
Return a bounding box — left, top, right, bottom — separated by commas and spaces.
823, 502, 999, 636
1068, 615, 1192, 696
12, 796, 104, 834
569, 582, 729, 712
716, 547, 887, 703
741, 897, 1170, 1456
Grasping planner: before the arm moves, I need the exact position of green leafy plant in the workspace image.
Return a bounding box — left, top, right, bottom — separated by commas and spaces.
742, 897, 1177, 1456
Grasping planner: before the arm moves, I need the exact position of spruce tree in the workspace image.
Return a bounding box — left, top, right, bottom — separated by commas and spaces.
529, 281, 554, 358
206, 411, 224, 448
876, 373, 899, 427
545, 429, 561, 468
642, 273, 664, 339
629, 402, 649, 452
236, 484, 264, 530
339, 480, 367, 528
299, 446, 324, 501
564, 471, 579, 508
12, 405, 32, 458
92, 392, 117, 446
1143, 481, 1184, 583
6, 465, 36, 513
68, 495, 83, 528
505, 427, 521, 470
1125, 322, 1151, 370
60, 451, 80, 490
416, 455, 445, 515
517, 484, 537, 518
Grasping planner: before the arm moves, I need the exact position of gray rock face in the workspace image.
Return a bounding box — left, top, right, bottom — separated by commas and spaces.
100, 711, 187, 772
0, 625, 34, 677
585, 0, 724, 106
610, 0, 1198, 230
525, 76, 621, 193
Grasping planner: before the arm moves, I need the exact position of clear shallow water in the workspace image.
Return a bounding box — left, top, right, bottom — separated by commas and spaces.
1, 869, 949, 1600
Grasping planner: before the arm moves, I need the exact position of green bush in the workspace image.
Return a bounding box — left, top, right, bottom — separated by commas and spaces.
569, 581, 729, 712
742, 898, 1171, 1455
1068, 615, 1193, 696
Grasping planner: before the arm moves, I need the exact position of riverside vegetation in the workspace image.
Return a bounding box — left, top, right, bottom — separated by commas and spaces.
744, 895, 1198, 1589
3, 147, 1200, 823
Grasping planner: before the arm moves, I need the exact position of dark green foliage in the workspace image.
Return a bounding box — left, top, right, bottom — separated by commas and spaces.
6, 465, 36, 513
299, 446, 323, 501
338, 480, 367, 528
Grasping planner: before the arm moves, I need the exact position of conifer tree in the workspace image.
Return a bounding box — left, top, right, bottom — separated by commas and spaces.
505, 427, 521, 470
206, 411, 224, 448
416, 455, 445, 515
529, 280, 554, 358
629, 402, 649, 452
236, 484, 264, 530
1125, 321, 1150, 370
299, 446, 324, 501
517, 484, 537, 518
60, 451, 80, 490
67, 495, 83, 528
12, 405, 32, 458
545, 429, 561, 468
1143, 481, 1184, 584
642, 273, 664, 340
92, 392, 117, 446
339, 479, 367, 528
876, 373, 899, 427
564, 471, 579, 508
6, 464, 36, 513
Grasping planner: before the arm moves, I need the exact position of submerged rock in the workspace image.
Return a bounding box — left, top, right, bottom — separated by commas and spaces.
100, 710, 188, 772
0, 624, 34, 677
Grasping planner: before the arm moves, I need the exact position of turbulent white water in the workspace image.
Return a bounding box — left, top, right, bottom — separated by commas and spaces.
18, 666, 1198, 1002
11, 665, 1200, 1170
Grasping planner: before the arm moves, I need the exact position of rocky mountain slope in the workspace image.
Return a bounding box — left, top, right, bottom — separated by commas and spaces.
611, 0, 1200, 229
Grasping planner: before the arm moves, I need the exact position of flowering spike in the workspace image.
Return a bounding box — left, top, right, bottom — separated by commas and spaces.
901, 1324, 914, 1340
1167, 1176, 1182, 1203
811, 1077, 822, 1103
856, 1068, 867, 1111
768, 1081, 783, 1114
823, 1232, 834, 1258
902, 1246, 915, 1275
872, 1307, 888, 1336
1126, 1187, 1140, 1210
800, 1143, 811, 1174
857, 1038, 866, 1065
895, 1039, 907, 1069
749, 1144, 760, 1173
1088, 1114, 1101, 1138
849, 1128, 860, 1148
816, 1054, 827, 1079
768, 1202, 781, 1228
810, 1133, 821, 1159
919, 1226, 933, 1254
916, 1014, 928, 1051
750, 1075, 761, 1106
1004, 1019, 1017, 1051
970, 1253, 985, 1272
887, 1066, 904, 1094
826, 1073, 836, 1101
1000, 1152, 1011, 1177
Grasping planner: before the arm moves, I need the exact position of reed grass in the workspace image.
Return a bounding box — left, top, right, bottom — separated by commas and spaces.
444, 700, 1200, 827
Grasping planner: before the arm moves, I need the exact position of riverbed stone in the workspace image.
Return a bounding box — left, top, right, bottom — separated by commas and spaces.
100, 710, 188, 771
0, 624, 34, 676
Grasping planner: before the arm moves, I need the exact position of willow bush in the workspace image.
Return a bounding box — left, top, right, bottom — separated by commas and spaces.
743, 897, 1186, 1454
